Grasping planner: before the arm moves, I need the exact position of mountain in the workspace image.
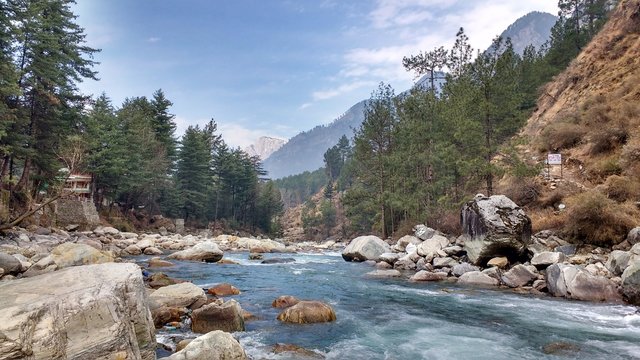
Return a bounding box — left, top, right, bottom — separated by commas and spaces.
262, 100, 367, 179
500, 11, 557, 54
244, 136, 287, 160
263, 11, 558, 179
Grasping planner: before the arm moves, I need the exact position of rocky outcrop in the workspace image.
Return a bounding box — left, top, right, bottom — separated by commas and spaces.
0, 263, 155, 360
162, 330, 247, 360
461, 195, 532, 265
191, 300, 245, 333
276, 301, 336, 324
168, 241, 224, 263
342, 235, 390, 262
547, 264, 621, 302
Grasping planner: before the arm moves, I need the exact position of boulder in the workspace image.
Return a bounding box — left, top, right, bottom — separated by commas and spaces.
414, 224, 436, 241
276, 301, 336, 324
163, 330, 247, 360
149, 282, 207, 309
410, 270, 447, 282
394, 258, 417, 271
208, 283, 241, 296
50, 242, 114, 269
152, 306, 186, 328
342, 235, 390, 262
452, 263, 480, 277
191, 299, 245, 333
143, 246, 163, 255
148, 272, 185, 289
461, 194, 531, 265
416, 235, 449, 257
0, 253, 22, 274
168, 241, 224, 263
531, 251, 565, 269
235, 237, 287, 253
487, 257, 509, 269
442, 245, 464, 256
393, 235, 421, 252
136, 238, 155, 250
248, 253, 263, 260
433, 257, 458, 268
0, 263, 155, 360
457, 271, 499, 287
547, 264, 621, 302
272, 343, 323, 358
21, 255, 57, 277
375, 261, 392, 269
272, 295, 300, 308
124, 244, 143, 255
365, 269, 402, 278
621, 260, 640, 305
261, 258, 295, 264
379, 252, 400, 264
627, 227, 640, 245
149, 257, 175, 268
501, 264, 538, 288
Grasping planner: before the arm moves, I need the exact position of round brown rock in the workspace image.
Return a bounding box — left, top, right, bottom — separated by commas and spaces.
276, 301, 336, 324
272, 295, 300, 308
208, 283, 241, 296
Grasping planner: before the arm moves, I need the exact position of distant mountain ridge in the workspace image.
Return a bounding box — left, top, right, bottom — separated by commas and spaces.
243, 136, 286, 160
262, 11, 557, 179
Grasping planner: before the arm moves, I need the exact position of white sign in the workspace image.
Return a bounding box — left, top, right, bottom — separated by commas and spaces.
548, 153, 562, 165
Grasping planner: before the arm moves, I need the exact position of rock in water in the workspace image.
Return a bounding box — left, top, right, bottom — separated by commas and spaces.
342, 235, 390, 262
461, 195, 532, 265
208, 283, 241, 296
163, 330, 247, 360
168, 241, 224, 263
191, 299, 245, 333
277, 301, 336, 324
272, 295, 300, 308
457, 271, 499, 287
0, 263, 155, 360
501, 264, 538, 288
149, 282, 207, 309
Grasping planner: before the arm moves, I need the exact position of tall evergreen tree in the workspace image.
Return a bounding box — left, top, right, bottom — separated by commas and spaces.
150, 89, 177, 164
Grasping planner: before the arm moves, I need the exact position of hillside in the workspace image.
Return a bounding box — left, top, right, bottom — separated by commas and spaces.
243, 136, 287, 160
504, 0, 640, 243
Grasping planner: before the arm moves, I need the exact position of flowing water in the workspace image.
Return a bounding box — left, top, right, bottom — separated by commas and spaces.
150, 252, 640, 359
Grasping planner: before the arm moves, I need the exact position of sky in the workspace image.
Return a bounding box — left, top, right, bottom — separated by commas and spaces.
74, 0, 559, 149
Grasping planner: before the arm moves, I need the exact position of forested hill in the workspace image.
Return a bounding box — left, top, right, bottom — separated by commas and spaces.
263, 11, 557, 180
262, 100, 367, 179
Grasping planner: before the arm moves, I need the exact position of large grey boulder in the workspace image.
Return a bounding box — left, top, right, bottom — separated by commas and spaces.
0, 263, 155, 360
606, 250, 631, 276
191, 299, 245, 333
342, 235, 390, 262
452, 263, 480, 277
168, 241, 224, 263
410, 270, 447, 282
416, 235, 449, 257
622, 260, 640, 305
163, 330, 247, 360
414, 225, 436, 241
547, 264, 621, 302
458, 271, 499, 287
627, 227, 640, 245
235, 237, 286, 253
501, 264, 538, 288
149, 282, 207, 310
393, 235, 421, 252
461, 195, 532, 265
0, 253, 22, 274
531, 251, 565, 269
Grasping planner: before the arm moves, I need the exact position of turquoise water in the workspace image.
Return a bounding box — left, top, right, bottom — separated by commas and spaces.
151, 252, 640, 359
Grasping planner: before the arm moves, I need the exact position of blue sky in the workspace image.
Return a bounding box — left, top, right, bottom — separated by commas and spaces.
74, 1, 559, 148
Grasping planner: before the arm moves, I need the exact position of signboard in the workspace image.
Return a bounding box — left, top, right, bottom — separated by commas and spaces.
547, 153, 562, 165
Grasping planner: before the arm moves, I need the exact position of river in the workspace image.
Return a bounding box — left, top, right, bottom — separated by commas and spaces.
150, 252, 640, 359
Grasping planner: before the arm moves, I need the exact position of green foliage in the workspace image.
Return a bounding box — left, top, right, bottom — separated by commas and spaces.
274, 168, 328, 208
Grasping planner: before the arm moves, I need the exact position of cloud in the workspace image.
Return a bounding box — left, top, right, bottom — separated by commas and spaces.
147, 37, 161, 43
312, 81, 377, 101
370, 0, 456, 29
299, 103, 312, 110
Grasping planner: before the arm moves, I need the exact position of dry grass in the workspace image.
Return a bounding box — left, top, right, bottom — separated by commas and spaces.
530, 208, 566, 233
540, 121, 586, 152
585, 155, 623, 181
603, 175, 640, 202
562, 190, 639, 246
501, 177, 542, 207
430, 209, 462, 236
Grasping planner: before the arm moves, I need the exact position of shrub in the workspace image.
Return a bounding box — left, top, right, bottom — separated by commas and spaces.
586, 156, 622, 181
429, 209, 461, 236
562, 190, 639, 246
604, 175, 640, 202
589, 127, 628, 155
540, 121, 586, 151
530, 208, 566, 233
501, 177, 541, 207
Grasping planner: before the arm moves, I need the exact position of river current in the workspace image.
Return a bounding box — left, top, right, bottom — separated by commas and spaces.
150, 252, 640, 359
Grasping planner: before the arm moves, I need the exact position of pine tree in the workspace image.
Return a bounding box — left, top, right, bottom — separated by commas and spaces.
176, 125, 212, 222
150, 89, 177, 164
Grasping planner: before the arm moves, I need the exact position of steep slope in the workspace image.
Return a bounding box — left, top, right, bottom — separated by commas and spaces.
500, 12, 557, 54
244, 136, 287, 160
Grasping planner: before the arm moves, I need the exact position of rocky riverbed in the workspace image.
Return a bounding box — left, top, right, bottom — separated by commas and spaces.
1, 195, 639, 358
